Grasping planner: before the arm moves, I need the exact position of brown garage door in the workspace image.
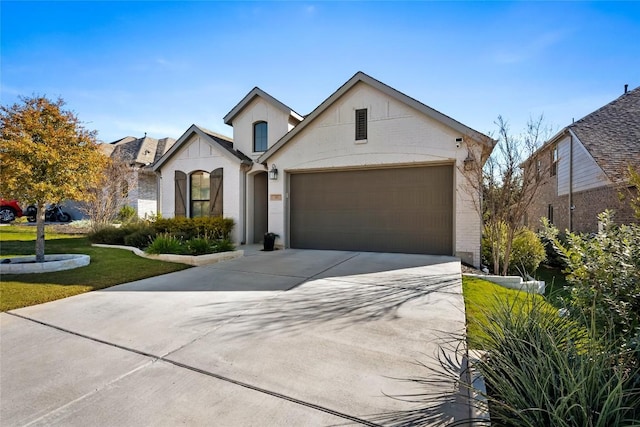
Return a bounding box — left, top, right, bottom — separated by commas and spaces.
290, 165, 453, 255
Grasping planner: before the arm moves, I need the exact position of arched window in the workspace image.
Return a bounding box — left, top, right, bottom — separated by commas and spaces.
190, 171, 210, 218
253, 121, 268, 152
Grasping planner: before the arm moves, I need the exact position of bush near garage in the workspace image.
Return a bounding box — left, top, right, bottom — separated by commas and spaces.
482, 222, 546, 276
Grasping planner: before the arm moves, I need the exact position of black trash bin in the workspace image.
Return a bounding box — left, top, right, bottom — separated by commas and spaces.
263, 233, 276, 251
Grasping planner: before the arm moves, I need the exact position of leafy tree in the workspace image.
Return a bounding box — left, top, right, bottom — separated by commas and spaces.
0, 96, 107, 261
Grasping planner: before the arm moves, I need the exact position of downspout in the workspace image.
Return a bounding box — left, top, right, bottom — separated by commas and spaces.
569, 130, 574, 232
155, 170, 162, 218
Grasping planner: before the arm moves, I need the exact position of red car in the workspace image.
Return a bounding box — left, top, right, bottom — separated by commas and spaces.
0, 198, 24, 223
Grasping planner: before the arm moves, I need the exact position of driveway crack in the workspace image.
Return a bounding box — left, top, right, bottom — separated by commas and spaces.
6, 311, 379, 427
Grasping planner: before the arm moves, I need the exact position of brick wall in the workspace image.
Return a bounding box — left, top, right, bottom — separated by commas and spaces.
526, 157, 638, 233
571, 185, 638, 233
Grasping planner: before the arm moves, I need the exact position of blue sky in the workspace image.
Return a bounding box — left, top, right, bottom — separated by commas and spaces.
2, 1, 639, 143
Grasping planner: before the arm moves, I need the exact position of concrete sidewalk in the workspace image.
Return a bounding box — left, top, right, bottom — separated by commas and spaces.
1, 250, 468, 426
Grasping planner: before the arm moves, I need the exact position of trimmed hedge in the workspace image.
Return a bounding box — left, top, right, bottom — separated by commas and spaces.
153, 217, 234, 240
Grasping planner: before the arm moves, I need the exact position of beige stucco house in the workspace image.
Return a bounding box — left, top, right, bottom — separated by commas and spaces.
153, 72, 494, 267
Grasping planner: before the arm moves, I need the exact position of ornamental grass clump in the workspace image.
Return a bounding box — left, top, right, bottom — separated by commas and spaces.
185, 237, 213, 256
475, 296, 640, 427
145, 233, 185, 255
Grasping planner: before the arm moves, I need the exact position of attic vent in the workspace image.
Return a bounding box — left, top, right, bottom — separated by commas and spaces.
355, 109, 367, 140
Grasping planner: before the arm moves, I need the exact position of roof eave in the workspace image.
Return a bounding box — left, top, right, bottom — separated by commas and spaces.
152, 125, 239, 171
223, 87, 303, 126
259, 71, 495, 163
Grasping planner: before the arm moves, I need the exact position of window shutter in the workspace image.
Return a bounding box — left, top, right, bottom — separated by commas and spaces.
355, 109, 367, 140
210, 168, 223, 217
175, 170, 187, 217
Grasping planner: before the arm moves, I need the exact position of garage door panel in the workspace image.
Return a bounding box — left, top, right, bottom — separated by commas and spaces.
290, 166, 453, 255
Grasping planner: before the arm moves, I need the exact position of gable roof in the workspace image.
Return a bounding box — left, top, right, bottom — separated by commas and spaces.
152, 124, 251, 172
568, 86, 640, 184
223, 87, 304, 126
258, 71, 495, 163
101, 135, 176, 167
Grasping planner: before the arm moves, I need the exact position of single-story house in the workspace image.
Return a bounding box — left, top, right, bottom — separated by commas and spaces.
523, 85, 639, 233
153, 72, 494, 267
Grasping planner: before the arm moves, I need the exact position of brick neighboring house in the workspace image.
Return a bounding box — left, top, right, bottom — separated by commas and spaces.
524, 86, 640, 234
100, 134, 176, 218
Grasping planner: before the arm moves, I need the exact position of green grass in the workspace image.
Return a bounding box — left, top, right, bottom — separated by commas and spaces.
462, 275, 555, 349
0, 226, 190, 311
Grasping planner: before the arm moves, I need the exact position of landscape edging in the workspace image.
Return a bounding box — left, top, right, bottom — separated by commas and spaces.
91, 244, 244, 266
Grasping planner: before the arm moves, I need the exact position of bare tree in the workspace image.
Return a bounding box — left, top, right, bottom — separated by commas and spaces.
79, 154, 137, 230
462, 115, 553, 275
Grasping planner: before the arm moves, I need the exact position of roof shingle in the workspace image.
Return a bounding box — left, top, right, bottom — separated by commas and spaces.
569, 86, 640, 184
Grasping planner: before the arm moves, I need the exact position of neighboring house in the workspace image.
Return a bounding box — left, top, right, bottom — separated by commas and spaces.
154, 72, 494, 267
524, 86, 640, 233
100, 134, 177, 218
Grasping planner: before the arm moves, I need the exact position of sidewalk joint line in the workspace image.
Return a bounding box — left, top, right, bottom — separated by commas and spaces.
6, 311, 380, 427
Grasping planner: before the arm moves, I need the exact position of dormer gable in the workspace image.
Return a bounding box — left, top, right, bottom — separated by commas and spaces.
223, 87, 303, 157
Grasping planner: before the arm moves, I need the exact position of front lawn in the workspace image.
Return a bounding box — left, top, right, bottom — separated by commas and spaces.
462, 275, 554, 349
0, 226, 190, 311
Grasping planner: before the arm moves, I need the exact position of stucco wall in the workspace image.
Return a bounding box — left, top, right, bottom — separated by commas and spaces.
157, 134, 243, 243
265, 82, 484, 266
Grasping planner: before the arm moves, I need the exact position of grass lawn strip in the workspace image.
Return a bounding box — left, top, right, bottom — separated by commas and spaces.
462, 275, 556, 350
0, 226, 190, 311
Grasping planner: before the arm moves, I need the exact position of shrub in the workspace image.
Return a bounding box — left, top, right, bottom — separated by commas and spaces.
123, 229, 155, 249
185, 237, 213, 255
213, 238, 235, 253
554, 211, 640, 345
482, 222, 546, 275
87, 226, 127, 245
538, 217, 568, 269
475, 296, 640, 427
145, 233, 185, 255
117, 205, 137, 223
153, 216, 234, 240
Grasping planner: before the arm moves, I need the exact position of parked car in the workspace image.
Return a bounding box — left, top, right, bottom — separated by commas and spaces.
0, 198, 24, 223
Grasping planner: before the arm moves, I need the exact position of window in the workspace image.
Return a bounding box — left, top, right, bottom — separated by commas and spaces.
536, 160, 542, 181
548, 204, 554, 224
190, 171, 210, 218
253, 121, 268, 152
355, 109, 367, 140
550, 146, 558, 177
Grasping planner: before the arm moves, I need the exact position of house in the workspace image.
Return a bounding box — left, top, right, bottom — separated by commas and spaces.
153, 72, 494, 267
524, 86, 640, 233
100, 134, 176, 218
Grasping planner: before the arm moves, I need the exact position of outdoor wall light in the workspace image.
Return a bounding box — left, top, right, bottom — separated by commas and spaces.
463, 154, 475, 171
268, 164, 278, 180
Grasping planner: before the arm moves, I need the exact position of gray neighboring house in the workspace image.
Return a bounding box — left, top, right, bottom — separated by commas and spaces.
524, 86, 640, 233
98, 134, 177, 219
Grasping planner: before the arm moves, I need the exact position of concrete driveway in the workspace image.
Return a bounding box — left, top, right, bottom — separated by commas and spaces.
1, 249, 468, 426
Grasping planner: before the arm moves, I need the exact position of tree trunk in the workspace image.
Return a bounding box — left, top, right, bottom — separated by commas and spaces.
35, 201, 46, 263
501, 226, 516, 276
